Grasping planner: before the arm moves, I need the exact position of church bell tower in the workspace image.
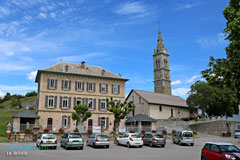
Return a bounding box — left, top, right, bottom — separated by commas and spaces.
153, 27, 171, 95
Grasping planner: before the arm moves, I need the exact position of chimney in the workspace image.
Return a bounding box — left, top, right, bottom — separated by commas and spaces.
81, 61, 85, 69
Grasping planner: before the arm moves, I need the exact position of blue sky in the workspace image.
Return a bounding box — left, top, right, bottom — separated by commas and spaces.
0, 0, 229, 99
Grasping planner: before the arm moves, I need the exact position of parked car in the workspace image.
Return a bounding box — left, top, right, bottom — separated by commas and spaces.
116, 133, 143, 148
60, 132, 84, 150
201, 142, 240, 160
86, 134, 110, 148
234, 130, 240, 138
172, 130, 194, 146
142, 133, 166, 147
36, 134, 57, 149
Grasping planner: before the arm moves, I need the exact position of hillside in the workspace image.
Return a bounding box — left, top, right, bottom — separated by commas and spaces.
0, 96, 37, 138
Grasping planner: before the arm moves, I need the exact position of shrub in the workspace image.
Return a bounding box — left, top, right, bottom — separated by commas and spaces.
151, 130, 156, 133
172, 129, 176, 135
59, 128, 65, 134
44, 128, 49, 133
194, 116, 198, 121
87, 128, 92, 134
74, 128, 79, 133
162, 130, 167, 135
181, 117, 189, 121
193, 131, 198, 135
141, 130, 146, 135
130, 129, 135, 133
24, 128, 32, 134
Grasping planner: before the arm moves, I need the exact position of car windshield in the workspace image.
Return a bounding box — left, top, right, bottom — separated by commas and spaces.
154, 134, 164, 138
97, 135, 108, 139
235, 130, 240, 132
69, 133, 82, 138
43, 135, 55, 139
183, 132, 193, 137
131, 134, 141, 138
219, 145, 240, 153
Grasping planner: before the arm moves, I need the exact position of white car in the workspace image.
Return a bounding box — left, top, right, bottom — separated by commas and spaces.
36, 134, 57, 149
116, 133, 143, 148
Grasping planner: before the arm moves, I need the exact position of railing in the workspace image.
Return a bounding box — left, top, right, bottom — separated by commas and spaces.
121, 126, 153, 133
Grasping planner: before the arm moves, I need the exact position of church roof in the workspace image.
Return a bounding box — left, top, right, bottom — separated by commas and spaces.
12, 110, 40, 118
127, 89, 188, 108
35, 62, 128, 82
126, 114, 157, 122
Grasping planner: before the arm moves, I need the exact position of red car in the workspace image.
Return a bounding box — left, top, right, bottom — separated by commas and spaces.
201, 142, 240, 160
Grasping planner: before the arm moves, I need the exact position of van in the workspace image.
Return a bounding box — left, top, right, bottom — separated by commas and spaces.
172, 130, 194, 146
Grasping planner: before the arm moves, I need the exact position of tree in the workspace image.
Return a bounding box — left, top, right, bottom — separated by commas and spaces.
72, 104, 92, 132
187, 81, 236, 117
25, 91, 37, 97
106, 97, 133, 134
201, 0, 240, 113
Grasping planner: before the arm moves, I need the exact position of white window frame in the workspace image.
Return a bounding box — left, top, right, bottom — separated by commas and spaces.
48, 96, 55, 108
100, 117, 106, 129
88, 82, 94, 92
76, 81, 84, 91
112, 85, 119, 94
49, 79, 56, 89
63, 80, 70, 90
100, 83, 107, 93
76, 97, 82, 105
63, 116, 68, 128
100, 99, 106, 110
62, 97, 68, 109
88, 98, 94, 110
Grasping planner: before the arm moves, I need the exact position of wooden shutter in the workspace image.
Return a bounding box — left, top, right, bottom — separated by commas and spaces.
62, 80, 64, 90
60, 96, 63, 108
93, 83, 96, 92
106, 84, 108, 93
75, 81, 77, 91
82, 98, 85, 105
68, 97, 71, 109
98, 99, 101, 110
118, 85, 120, 94
98, 117, 101, 127
69, 81, 71, 90
68, 116, 70, 128
47, 79, 50, 89
99, 83, 101, 93
85, 98, 88, 105
93, 99, 96, 110
111, 85, 113, 94
54, 96, 57, 108
74, 97, 76, 106
87, 82, 89, 92
106, 117, 109, 129
62, 116, 64, 128
45, 95, 48, 108
82, 82, 84, 91
55, 79, 57, 89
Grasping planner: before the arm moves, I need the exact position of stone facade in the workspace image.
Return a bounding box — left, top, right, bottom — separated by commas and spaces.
35, 62, 127, 133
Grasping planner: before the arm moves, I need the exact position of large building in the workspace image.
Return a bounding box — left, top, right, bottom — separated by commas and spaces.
35, 62, 128, 133
126, 28, 189, 122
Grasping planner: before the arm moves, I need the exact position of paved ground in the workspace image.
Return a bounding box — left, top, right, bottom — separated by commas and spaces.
1, 133, 240, 160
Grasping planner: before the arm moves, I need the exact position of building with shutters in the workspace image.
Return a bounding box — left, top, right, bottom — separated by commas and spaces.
35, 61, 128, 133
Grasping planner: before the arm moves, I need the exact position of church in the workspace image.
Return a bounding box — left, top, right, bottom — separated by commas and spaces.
125, 28, 189, 122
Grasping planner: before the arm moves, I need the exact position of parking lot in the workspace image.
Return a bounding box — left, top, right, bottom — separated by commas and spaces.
1, 133, 240, 160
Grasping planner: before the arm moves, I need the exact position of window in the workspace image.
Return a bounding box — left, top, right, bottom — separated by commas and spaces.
65, 65, 69, 72
76, 98, 82, 105
204, 144, 211, 150
62, 80, 71, 90
75, 81, 84, 91
48, 96, 55, 108
87, 82, 95, 92
99, 83, 108, 93
211, 145, 220, 152
159, 105, 162, 112
88, 98, 94, 110
99, 99, 106, 110
100, 117, 106, 128
48, 79, 57, 89
62, 97, 68, 109
62, 115, 70, 128
139, 97, 141, 104
112, 84, 120, 94
98, 117, 109, 129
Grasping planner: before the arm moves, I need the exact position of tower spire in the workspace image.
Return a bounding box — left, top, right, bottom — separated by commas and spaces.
157, 27, 165, 51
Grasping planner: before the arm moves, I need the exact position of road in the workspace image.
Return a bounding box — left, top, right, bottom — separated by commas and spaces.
1, 133, 240, 160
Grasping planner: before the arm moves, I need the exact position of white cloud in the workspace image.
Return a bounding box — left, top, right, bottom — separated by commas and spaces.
197, 33, 227, 48
187, 75, 201, 83
50, 12, 56, 18
174, 2, 200, 11
172, 88, 190, 97
0, 85, 37, 92
20, 46, 31, 52
5, 51, 14, 56
0, 7, 11, 17
38, 13, 47, 19
27, 71, 37, 81
171, 80, 181, 85
115, 2, 146, 15
0, 91, 5, 98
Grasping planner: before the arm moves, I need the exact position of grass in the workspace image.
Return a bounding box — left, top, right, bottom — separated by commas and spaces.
0, 136, 9, 143
0, 96, 37, 140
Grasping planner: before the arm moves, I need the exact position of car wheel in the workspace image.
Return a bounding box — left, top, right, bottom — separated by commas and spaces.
65, 143, 68, 150
54, 146, 57, 149
127, 142, 131, 148
93, 143, 96, 148
139, 145, 143, 148
116, 141, 120, 146
161, 144, 165, 148
201, 155, 207, 160
79, 147, 83, 150
149, 142, 153, 147
60, 142, 63, 147
106, 145, 109, 148
191, 143, 194, 146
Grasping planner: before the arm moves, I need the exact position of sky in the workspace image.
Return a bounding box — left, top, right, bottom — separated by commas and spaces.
0, 0, 229, 99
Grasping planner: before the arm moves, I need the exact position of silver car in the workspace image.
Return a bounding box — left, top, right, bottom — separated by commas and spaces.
234, 130, 240, 138
172, 130, 194, 146
86, 134, 110, 148
143, 133, 166, 147
36, 134, 57, 149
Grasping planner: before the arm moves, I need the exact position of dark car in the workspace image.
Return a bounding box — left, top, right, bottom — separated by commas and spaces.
201, 142, 240, 160
142, 133, 166, 147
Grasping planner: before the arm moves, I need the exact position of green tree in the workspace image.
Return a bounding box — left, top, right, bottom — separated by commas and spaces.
72, 104, 92, 132
106, 97, 133, 134
187, 81, 236, 117
201, 0, 240, 113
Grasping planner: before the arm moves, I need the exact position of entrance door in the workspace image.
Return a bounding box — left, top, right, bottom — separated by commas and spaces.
47, 118, 53, 131
88, 119, 93, 129
171, 108, 173, 117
